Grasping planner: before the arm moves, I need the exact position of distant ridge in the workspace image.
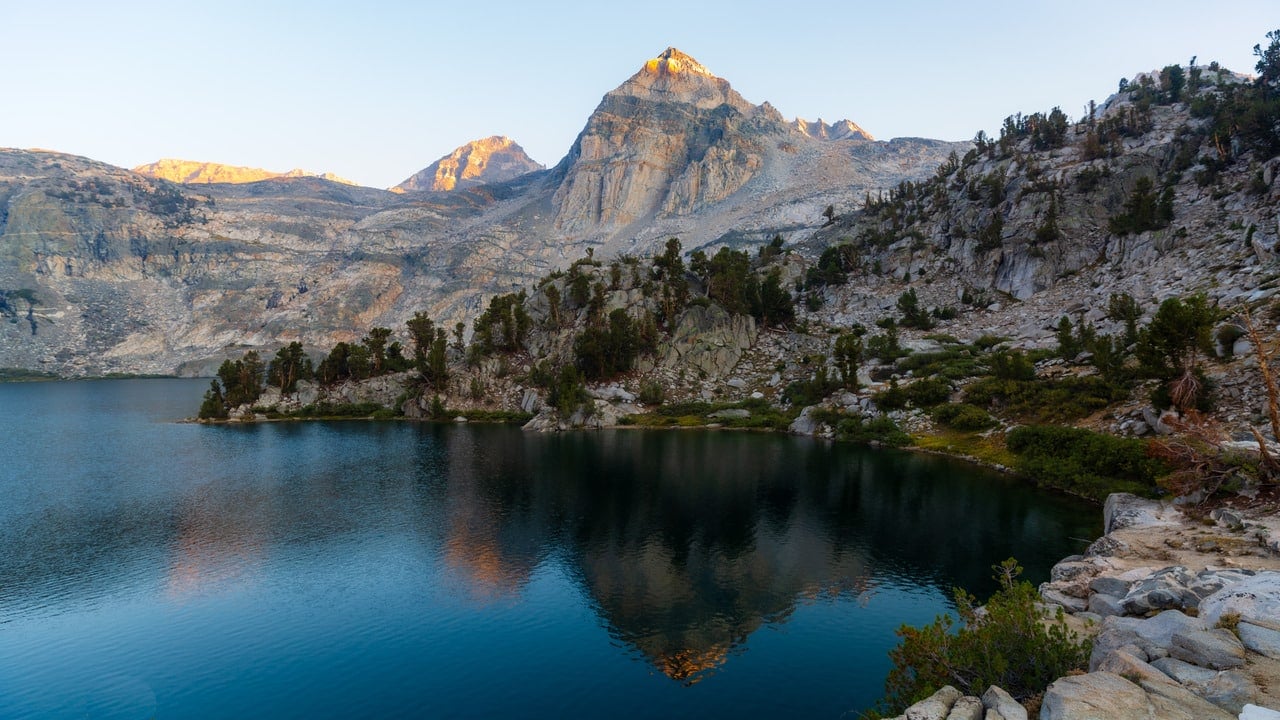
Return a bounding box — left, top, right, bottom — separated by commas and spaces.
133, 158, 355, 186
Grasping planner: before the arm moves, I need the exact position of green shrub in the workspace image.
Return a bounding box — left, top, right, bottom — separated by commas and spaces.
904, 378, 952, 407
931, 403, 997, 431
873, 559, 1091, 715
963, 376, 1126, 423
1006, 425, 1165, 499
833, 414, 911, 447
638, 381, 665, 406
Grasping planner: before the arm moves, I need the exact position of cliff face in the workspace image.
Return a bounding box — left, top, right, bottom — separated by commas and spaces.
133, 158, 354, 185
392, 136, 543, 193
548, 48, 947, 240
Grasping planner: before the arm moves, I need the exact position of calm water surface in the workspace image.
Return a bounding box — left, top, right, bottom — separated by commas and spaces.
0, 379, 1100, 719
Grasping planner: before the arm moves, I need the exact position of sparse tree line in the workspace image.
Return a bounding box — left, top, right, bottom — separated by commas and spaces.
816, 30, 1280, 282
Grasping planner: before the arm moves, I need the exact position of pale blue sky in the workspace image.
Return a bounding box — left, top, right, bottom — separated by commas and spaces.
2, 1, 1271, 188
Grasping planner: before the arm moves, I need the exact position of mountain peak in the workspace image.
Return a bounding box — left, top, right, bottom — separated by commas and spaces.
642, 47, 716, 79
392, 136, 543, 193
611, 47, 749, 113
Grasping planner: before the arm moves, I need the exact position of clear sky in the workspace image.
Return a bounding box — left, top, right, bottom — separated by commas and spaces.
2, 1, 1271, 189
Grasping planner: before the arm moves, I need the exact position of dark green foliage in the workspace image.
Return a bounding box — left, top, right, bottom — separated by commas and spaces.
876, 378, 952, 410
964, 376, 1127, 424
897, 349, 981, 381
267, 341, 313, 394
549, 365, 591, 417
574, 308, 642, 380
1255, 29, 1280, 86
866, 323, 907, 361
1056, 316, 1079, 358
362, 327, 392, 375
1108, 177, 1173, 235
753, 269, 795, 327
988, 350, 1036, 381
1107, 293, 1142, 346
874, 560, 1091, 714
424, 328, 449, 390
637, 381, 665, 406
833, 332, 863, 389
975, 213, 1004, 253
473, 291, 530, 354
782, 365, 842, 406
931, 403, 997, 431
216, 351, 264, 408
831, 414, 910, 447
806, 244, 858, 288
1160, 64, 1186, 103
198, 380, 228, 419
316, 342, 353, 386
1136, 294, 1217, 380
703, 246, 754, 316
653, 238, 690, 326
896, 289, 934, 330
1006, 426, 1165, 498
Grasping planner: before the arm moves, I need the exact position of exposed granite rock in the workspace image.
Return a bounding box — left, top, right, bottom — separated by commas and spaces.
979, 686, 1026, 720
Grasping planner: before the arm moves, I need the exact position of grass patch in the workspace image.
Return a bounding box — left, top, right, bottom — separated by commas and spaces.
461, 409, 534, 424
0, 367, 59, 381
912, 430, 1016, 467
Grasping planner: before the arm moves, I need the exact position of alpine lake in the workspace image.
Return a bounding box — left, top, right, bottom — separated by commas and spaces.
0, 379, 1100, 719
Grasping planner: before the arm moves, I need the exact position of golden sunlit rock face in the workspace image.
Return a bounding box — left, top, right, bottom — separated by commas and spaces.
392, 136, 543, 193
133, 159, 355, 186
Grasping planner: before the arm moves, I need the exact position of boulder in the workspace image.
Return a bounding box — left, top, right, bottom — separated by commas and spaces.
1119, 566, 1249, 614
904, 685, 962, 720
708, 408, 750, 419
1088, 575, 1132, 597
1150, 657, 1256, 713
1136, 678, 1236, 720
1199, 572, 1280, 631
1089, 611, 1206, 670
1040, 672, 1152, 720
1241, 704, 1280, 720
945, 696, 984, 720
1095, 648, 1174, 685
1040, 585, 1088, 612
1087, 592, 1125, 617
789, 406, 821, 435
1169, 628, 1246, 670
1238, 621, 1280, 659
979, 686, 1026, 720
1104, 493, 1164, 533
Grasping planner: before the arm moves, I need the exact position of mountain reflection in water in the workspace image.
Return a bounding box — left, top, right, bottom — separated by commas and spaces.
0, 380, 1100, 718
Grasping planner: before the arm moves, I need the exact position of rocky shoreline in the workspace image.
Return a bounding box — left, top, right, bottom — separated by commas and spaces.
892, 493, 1280, 720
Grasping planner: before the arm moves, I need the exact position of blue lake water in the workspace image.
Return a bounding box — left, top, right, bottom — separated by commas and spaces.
0, 379, 1100, 719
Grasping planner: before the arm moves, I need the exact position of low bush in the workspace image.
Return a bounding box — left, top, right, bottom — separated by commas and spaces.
871, 559, 1091, 715
931, 403, 997, 431
963, 376, 1125, 423
1005, 425, 1165, 499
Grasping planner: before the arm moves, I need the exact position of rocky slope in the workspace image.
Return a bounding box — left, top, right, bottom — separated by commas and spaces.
0, 47, 960, 376
134, 158, 355, 185
391, 136, 543, 193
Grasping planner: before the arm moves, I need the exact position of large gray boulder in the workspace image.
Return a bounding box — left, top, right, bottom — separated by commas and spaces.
1040, 672, 1152, 719
1199, 572, 1280, 631
1238, 621, 1280, 659
1089, 611, 1206, 670
1119, 566, 1252, 614
1151, 658, 1257, 714
979, 686, 1026, 720
945, 696, 984, 720
1169, 628, 1246, 670
904, 685, 962, 720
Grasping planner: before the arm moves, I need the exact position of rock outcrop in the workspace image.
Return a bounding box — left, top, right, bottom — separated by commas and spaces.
392, 136, 543, 193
